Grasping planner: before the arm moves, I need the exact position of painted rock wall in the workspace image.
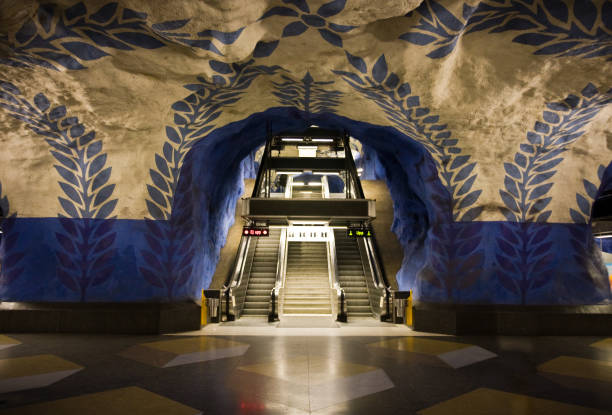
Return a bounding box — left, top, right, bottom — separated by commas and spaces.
0, 0, 610, 304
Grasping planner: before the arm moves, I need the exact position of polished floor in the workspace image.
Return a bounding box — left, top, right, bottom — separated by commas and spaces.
0, 320, 611, 414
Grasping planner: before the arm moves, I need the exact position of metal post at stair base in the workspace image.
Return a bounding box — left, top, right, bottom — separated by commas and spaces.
203, 289, 221, 323
268, 288, 278, 322
392, 291, 411, 324
337, 290, 347, 322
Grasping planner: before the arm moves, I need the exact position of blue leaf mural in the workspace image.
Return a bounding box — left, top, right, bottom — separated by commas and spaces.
495, 84, 611, 303
141, 60, 281, 297
258, 0, 355, 53
334, 53, 483, 221
0, 2, 246, 71
272, 72, 343, 116
416, 156, 485, 300
0, 181, 26, 286
0, 82, 117, 300
499, 83, 611, 223
402, 0, 612, 60
570, 164, 605, 224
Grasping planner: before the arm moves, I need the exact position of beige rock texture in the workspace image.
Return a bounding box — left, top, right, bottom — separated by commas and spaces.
0, 0, 610, 223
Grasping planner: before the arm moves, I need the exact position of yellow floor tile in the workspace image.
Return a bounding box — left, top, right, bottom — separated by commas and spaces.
538, 356, 612, 383
591, 338, 612, 352
237, 355, 377, 386
0, 386, 201, 415
308, 356, 377, 384
238, 356, 310, 385
141, 336, 246, 354
418, 387, 611, 415
0, 354, 81, 379
369, 337, 471, 355
0, 336, 20, 347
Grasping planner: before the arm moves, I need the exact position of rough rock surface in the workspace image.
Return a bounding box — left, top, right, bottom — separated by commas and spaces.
0, 0, 610, 304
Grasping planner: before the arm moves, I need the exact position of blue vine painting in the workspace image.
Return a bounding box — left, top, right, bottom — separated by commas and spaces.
499, 83, 611, 223
272, 72, 343, 116
334, 52, 483, 222
254, 0, 355, 57
494, 83, 611, 304
0, 181, 25, 288
570, 164, 605, 224
402, 0, 612, 60
0, 2, 246, 71
0, 81, 117, 300
139, 60, 280, 298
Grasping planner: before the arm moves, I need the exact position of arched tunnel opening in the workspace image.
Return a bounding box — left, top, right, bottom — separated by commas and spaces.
179, 108, 438, 303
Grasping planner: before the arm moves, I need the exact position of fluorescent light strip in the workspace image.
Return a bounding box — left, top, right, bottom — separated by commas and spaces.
313, 171, 340, 175
595, 234, 612, 239
312, 138, 334, 142
276, 171, 301, 175
282, 138, 303, 142
293, 182, 305, 186
306, 182, 322, 186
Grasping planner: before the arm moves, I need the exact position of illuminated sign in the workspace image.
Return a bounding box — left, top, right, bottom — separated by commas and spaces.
347, 227, 372, 238
243, 226, 269, 237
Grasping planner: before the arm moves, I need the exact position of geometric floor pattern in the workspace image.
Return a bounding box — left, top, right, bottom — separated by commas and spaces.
0, 386, 201, 415
0, 332, 611, 414
0, 354, 82, 393
0, 336, 20, 351
417, 387, 612, 415
118, 337, 249, 367
236, 355, 394, 412
368, 337, 497, 368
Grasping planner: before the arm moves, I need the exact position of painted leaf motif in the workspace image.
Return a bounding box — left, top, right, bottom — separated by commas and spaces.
61, 42, 108, 60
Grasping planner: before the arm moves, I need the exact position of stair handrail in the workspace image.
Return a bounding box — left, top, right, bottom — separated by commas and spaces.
328, 228, 346, 322
269, 228, 287, 321
364, 232, 391, 320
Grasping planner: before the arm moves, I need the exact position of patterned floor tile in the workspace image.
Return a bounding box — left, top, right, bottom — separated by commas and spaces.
591, 338, 612, 352
236, 355, 394, 412
537, 356, 612, 383
437, 345, 497, 369
369, 337, 496, 368
0, 335, 20, 351
0, 386, 201, 415
417, 387, 611, 415
118, 336, 249, 367
0, 354, 82, 393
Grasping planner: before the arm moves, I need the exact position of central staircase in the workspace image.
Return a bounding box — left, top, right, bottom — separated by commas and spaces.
282, 242, 332, 315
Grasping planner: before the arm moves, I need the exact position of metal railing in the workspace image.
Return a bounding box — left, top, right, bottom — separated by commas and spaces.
222, 235, 254, 320
269, 228, 287, 321
327, 228, 346, 322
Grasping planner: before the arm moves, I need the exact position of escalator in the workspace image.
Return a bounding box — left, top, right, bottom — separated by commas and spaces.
283, 242, 331, 315
334, 229, 372, 317
241, 229, 281, 316
220, 127, 391, 323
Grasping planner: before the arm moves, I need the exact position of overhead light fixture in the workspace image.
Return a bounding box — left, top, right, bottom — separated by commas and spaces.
282, 138, 303, 142
300, 191, 312, 194
313, 171, 340, 175
293, 181, 305, 186
595, 234, 612, 239
276, 171, 302, 175
312, 138, 333, 142
306, 182, 322, 186
357, 168, 364, 172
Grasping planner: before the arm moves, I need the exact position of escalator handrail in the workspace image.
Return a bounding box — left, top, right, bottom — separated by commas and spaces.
252, 138, 271, 198
223, 235, 249, 289
367, 229, 391, 289
342, 132, 365, 199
